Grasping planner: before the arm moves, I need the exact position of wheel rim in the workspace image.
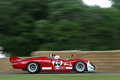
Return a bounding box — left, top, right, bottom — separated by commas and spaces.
28, 63, 37, 72
76, 62, 85, 72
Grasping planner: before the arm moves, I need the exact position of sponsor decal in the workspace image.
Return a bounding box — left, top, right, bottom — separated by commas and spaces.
64, 63, 69, 65
69, 63, 72, 66
64, 63, 72, 66
54, 67, 64, 70
42, 67, 52, 70
66, 67, 72, 69
21, 62, 26, 64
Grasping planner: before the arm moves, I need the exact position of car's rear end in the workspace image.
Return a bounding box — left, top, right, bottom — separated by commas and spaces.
9, 56, 26, 69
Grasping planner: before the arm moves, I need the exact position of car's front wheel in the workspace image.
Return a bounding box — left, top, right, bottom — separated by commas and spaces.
27, 62, 40, 74
74, 61, 86, 73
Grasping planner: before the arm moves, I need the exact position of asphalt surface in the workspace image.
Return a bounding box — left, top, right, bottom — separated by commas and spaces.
0, 72, 120, 75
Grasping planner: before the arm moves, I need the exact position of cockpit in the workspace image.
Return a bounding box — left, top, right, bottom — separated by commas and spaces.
49, 54, 60, 59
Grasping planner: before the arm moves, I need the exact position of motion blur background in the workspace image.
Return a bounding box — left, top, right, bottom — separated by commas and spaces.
0, 0, 120, 57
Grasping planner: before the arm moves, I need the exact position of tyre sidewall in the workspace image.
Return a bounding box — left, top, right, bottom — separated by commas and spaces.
27, 62, 40, 74
74, 61, 86, 73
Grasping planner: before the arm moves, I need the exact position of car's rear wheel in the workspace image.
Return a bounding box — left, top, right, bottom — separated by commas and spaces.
27, 62, 40, 74
74, 61, 86, 73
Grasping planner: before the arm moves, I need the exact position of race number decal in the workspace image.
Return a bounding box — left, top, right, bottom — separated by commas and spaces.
52, 61, 63, 67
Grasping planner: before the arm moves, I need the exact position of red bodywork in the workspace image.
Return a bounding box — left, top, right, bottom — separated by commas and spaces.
10, 56, 88, 72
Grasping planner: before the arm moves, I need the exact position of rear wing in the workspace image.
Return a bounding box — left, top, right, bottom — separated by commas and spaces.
9, 56, 21, 63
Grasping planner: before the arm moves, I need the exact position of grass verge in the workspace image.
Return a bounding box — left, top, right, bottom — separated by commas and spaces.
0, 74, 120, 80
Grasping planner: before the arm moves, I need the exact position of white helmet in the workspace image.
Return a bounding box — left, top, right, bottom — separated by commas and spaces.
54, 55, 60, 59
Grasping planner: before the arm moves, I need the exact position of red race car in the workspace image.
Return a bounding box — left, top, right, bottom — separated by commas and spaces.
10, 54, 96, 73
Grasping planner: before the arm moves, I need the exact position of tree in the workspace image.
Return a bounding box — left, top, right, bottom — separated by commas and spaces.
111, 0, 120, 10
0, 0, 49, 56
1, 0, 120, 56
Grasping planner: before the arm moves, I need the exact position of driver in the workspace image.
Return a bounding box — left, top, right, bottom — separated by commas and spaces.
54, 55, 60, 59
49, 54, 54, 59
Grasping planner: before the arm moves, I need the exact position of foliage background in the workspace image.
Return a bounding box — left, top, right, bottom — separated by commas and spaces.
0, 0, 120, 56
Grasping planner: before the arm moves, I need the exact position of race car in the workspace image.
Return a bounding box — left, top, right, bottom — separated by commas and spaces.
9, 54, 96, 73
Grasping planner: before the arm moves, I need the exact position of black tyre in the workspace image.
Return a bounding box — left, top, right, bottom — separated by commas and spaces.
27, 62, 40, 74
74, 61, 86, 73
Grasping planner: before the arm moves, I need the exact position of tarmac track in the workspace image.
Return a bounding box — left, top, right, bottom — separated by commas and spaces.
0, 72, 120, 75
